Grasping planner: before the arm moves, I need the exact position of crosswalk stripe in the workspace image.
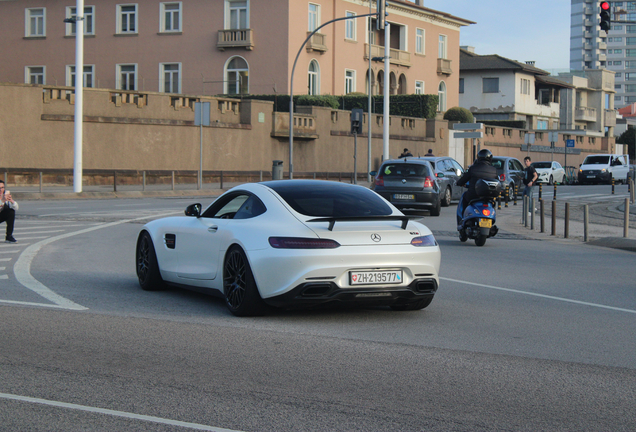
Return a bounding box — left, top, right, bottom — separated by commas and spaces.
0, 258, 12, 262
0, 275, 7, 280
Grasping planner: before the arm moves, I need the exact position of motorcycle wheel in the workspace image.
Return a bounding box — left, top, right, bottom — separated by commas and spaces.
459, 229, 468, 242
475, 235, 487, 246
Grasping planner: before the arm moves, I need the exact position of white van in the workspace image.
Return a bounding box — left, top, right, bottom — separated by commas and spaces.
577, 154, 630, 184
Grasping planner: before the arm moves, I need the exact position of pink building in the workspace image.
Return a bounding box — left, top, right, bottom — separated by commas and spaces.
0, 0, 471, 109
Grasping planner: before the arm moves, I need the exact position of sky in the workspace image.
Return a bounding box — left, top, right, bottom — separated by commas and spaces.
422, 0, 571, 72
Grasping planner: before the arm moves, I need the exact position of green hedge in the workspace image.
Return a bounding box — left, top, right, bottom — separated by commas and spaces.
242, 94, 439, 119
443, 107, 474, 123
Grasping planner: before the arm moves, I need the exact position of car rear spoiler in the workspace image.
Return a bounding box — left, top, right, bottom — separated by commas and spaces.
306, 215, 410, 231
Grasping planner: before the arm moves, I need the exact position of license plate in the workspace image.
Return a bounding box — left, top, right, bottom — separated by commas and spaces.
350, 270, 403, 285
587, 175, 595, 178
479, 218, 492, 228
393, 194, 414, 200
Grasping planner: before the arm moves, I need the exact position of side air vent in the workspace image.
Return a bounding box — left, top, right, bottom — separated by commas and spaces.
165, 234, 176, 249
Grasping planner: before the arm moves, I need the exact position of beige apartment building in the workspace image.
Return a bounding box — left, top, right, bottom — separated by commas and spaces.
0, 0, 472, 104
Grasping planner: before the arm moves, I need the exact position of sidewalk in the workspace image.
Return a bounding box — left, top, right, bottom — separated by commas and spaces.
495, 200, 636, 253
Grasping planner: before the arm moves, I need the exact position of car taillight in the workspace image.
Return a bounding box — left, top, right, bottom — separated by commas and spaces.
374, 176, 384, 187
424, 177, 434, 188
482, 209, 491, 216
498, 173, 506, 181
269, 237, 340, 249
411, 235, 437, 247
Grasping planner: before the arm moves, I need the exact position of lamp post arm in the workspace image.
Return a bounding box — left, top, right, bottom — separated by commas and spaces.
289, 12, 377, 179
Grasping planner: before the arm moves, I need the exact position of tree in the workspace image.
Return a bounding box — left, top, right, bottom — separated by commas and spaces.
443, 106, 474, 123
616, 127, 636, 160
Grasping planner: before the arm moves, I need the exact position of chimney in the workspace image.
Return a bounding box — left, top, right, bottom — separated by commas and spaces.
413, 0, 423, 5
461, 46, 475, 53
526, 61, 536, 66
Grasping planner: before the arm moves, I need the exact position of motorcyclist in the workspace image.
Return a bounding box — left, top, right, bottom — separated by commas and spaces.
455, 149, 498, 226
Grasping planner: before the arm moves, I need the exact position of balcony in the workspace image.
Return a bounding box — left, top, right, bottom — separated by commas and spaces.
437, 58, 452, 75
604, 109, 617, 127
364, 44, 411, 67
306, 32, 328, 53
575, 106, 596, 122
217, 29, 254, 51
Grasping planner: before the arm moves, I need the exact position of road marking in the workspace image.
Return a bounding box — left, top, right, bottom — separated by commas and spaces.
0, 275, 7, 280
441, 277, 636, 314
0, 251, 19, 254
0, 258, 12, 262
0, 392, 242, 432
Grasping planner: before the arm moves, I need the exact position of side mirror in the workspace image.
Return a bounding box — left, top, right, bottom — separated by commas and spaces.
185, 203, 202, 217
369, 171, 378, 177
456, 169, 462, 176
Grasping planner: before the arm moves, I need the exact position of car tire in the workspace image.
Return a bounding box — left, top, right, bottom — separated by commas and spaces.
223, 246, 266, 317
475, 235, 487, 247
508, 183, 515, 201
429, 197, 441, 216
136, 231, 166, 291
390, 296, 434, 311
441, 187, 452, 207
549, 175, 553, 185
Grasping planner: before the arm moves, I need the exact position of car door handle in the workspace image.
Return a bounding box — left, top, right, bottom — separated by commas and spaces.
208, 225, 218, 233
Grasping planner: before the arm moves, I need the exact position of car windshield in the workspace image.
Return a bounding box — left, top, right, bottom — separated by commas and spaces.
532, 162, 551, 169
583, 156, 610, 165
379, 163, 429, 178
265, 181, 393, 217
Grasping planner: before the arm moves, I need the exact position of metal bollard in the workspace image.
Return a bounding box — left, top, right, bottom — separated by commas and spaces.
583, 204, 589, 242
505, 185, 509, 208
39, 172, 43, 193
523, 195, 528, 226
220, 171, 224, 189
540, 199, 545, 233
142, 171, 146, 191
514, 184, 518, 205
539, 183, 542, 201
564, 202, 570, 239
114, 171, 117, 192
551, 200, 556, 236
625, 198, 630, 238
612, 178, 615, 195
553, 182, 557, 200
531, 197, 536, 230
497, 192, 501, 210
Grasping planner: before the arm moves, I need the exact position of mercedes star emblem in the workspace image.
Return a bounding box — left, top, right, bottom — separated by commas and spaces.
371, 233, 381, 242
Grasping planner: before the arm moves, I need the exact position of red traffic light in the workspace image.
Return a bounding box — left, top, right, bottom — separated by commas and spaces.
601, 1, 610, 10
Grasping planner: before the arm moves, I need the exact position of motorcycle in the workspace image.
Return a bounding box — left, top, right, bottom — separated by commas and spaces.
457, 179, 502, 246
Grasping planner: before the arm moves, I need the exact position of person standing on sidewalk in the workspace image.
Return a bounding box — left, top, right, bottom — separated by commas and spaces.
523, 156, 538, 200
0, 180, 18, 243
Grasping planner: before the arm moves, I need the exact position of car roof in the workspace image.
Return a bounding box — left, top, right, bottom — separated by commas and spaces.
381, 158, 434, 166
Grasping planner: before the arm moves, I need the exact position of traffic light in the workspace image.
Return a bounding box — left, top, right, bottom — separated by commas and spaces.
377, 1, 388, 30
600, 1, 611, 32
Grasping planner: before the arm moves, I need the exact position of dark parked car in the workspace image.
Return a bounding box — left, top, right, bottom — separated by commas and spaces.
420, 156, 465, 206
491, 156, 524, 200
370, 158, 442, 216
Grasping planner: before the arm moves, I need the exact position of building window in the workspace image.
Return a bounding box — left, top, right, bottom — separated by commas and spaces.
438, 81, 446, 111
25, 66, 45, 84
66, 6, 94, 36
625, 84, 636, 92
308, 3, 319, 32
483, 77, 499, 93
521, 78, 531, 95
227, 0, 248, 29
67, 65, 94, 88
345, 11, 356, 40
117, 4, 138, 34
117, 64, 137, 90
415, 81, 424, 94
26, 8, 45, 37
160, 63, 181, 93
614, 61, 623, 65
458, 78, 464, 94
345, 70, 355, 94
225, 56, 248, 94
416, 28, 425, 55
308, 60, 320, 95
438, 34, 447, 59
160, 2, 182, 32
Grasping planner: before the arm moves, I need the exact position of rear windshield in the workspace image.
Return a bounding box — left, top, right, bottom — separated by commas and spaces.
379, 163, 430, 178
265, 181, 393, 217
491, 159, 505, 171
583, 156, 610, 165
532, 162, 551, 169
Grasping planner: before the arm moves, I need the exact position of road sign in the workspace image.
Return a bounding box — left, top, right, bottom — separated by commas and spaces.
524, 133, 535, 145
452, 123, 483, 130
454, 131, 483, 139
194, 102, 210, 126
566, 139, 575, 148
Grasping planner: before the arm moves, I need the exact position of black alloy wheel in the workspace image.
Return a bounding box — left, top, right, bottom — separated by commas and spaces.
223, 246, 265, 317
136, 232, 166, 291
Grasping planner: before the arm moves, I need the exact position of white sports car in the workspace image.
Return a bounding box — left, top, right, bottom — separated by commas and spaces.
136, 180, 441, 316
532, 161, 567, 184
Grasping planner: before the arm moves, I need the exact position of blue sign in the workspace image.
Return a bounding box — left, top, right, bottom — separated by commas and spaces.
566, 139, 575, 148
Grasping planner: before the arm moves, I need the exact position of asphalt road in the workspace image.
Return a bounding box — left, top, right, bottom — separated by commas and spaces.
1, 194, 635, 431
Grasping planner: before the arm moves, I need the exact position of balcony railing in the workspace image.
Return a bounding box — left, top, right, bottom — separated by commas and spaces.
306, 32, 328, 53
364, 44, 411, 67
217, 29, 254, 51
575, 106, 597, 122
437, 58, 452, 75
